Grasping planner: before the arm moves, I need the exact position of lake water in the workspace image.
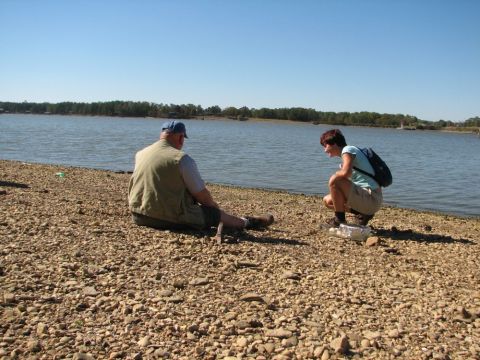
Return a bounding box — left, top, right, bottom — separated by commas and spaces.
1, 114, 479, 217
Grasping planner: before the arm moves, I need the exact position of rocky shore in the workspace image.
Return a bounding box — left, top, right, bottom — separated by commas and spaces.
1, 160, 479, 359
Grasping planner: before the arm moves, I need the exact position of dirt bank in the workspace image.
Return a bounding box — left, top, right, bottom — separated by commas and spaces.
1, 160, 479, 359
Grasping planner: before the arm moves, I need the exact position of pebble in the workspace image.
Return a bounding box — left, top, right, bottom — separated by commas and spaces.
239, 293, 265, 303
137, 336, 150, 347
281, 271, 301, 280
281, 336, 298, 347
236, 336, 248, 348
72, 353, 94, 360
189, 277, 209, 286
264, 343, 275, 354
167, 295, 183, 303
265, 329, 292, 339
225, 312, 238, 321
365, 236, 380, 246
3, 293, 16, 304
363, 330, 381, 340
388, 329, 401, 338
173, 280, 186, 289
330, 335, 350, 354
83, 286, 99, 296
26, 340, 41, 353
158, 289, 173, 297
36, 322, 47, 335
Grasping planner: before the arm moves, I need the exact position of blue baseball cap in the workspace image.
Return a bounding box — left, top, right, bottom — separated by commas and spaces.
161, 120, 188, 138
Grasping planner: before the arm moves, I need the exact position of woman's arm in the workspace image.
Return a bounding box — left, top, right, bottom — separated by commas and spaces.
329, 152, 354, 186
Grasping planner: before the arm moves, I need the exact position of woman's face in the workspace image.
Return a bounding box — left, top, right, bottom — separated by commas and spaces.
323, 143, 341, 157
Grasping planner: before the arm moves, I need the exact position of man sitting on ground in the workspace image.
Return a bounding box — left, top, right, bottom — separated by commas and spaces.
128, 120, 274, 231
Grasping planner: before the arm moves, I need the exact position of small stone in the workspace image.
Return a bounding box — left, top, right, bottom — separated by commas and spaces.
281, 271, 301, 280
2, 337, 15, 344
236, 336, 248, 348
27, 340, 41, 353
187, 332, 197, 340
264, 343, 275, 354
173, 280, 186, 289
457, 306, 472, 319
189, 277, 209, 286
282, 336, 298, 347
3, 293, 16, 304
158, 289, 173, 297
76, 303, 89, 311
59, 336, 70, 344
83, 286, 99, 296
360, 339, 370, 348
365, 236, 380, 246
168, 295, 183, 303
235, 320, 251, 329
138, 336, 150, 347
133, 304, 145, 313
384, 247, 400, 255
363, 330, 381, 340
153, 349, 169, 357
188, 324, 199, 332
313, 346, 326, 358
239, 293, 265, 303
265, 329, 292, 339
109, 351, 124, 359
388, 329, 401, 338
330, 334, 350, 354
235, 260, 259, 268
37, 322, 47, 335
72, 353, 94, 360
225, 312, 238, 321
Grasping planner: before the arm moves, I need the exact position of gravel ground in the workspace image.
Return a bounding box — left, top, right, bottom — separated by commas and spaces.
1, 160, 479, 360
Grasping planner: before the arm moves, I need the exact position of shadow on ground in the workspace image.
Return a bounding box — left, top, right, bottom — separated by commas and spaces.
234, 232, 307, 246
374, 227, 475, 245
180, 228, 307, 246
0, 181, 29, 188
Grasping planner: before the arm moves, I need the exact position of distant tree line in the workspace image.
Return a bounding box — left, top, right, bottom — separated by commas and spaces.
0, 101, 477, 129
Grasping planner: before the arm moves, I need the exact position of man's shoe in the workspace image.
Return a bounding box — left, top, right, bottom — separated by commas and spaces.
245, 214, 274, 229
354, 213, 374, 226
325, 216, 345, 228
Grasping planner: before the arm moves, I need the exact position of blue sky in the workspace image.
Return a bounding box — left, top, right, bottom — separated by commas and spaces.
1, 0, 478, 122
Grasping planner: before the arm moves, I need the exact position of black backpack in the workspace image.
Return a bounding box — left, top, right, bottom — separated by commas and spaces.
353, 147, 392, 187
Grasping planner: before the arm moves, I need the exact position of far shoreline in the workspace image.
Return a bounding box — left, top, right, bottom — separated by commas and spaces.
2, 112, 479, 134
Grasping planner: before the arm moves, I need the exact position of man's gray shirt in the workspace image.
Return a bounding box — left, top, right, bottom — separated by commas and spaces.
179, 155, 205, 194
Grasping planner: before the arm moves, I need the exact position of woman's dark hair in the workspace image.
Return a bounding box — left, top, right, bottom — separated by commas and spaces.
320, 129, 347, 147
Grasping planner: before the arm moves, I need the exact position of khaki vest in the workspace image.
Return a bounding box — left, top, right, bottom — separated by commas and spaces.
128, 139, 204, 228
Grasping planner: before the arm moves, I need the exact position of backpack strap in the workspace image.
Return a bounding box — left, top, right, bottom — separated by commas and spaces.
351, 146, 378, 184
353, 165, 375, 179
